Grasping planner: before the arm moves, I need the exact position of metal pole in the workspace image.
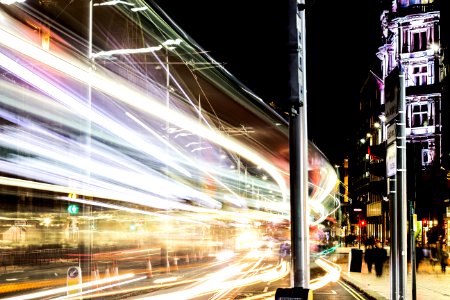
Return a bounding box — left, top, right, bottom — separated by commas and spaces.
397, 66, 407, 299
288, 0, 309, 289
275, 2, 311, 297
389, 177, 397, 300
79, 0, 94, 283
165, 48, 170, 270
359, 220, 361, 249
410, 201, 416, 300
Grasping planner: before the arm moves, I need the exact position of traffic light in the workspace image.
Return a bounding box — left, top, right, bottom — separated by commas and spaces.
422, 219, 428, 227
360, 220, 366, 227
67, 204, 80, 215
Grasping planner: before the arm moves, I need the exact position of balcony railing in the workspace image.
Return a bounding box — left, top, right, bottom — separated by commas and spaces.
396, 3, 438, 17
406, 125, 436, 136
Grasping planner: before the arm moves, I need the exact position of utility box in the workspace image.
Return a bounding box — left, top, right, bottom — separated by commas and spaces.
275, 287, 312, 299
349, 248, 363, 272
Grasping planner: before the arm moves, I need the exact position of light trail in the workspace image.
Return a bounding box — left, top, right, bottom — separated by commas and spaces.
1, 273, 137, 300
0, 23, 289, 205
0, 4, 343, 300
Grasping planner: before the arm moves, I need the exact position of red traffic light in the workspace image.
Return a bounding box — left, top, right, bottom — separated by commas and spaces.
360, 220, 366, 226
422, 219, 428, 227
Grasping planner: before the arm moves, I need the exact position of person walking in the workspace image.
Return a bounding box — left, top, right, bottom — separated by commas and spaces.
373, 242, 388, 277
439, 244, 449, 273
278, 241, 290, 263
415, 243, 424, 271
364, 245, 374, 273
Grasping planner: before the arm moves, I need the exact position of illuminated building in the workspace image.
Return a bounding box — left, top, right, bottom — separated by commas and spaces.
351, 0, 450, 247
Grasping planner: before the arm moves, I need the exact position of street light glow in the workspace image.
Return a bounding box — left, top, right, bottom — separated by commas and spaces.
0, 0, 25, 4
93, 0, 134, 6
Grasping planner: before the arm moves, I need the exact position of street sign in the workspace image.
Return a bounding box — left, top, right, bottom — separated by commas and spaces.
385, 66, 400, 124
67, 266, 82, 296
387, 123, 396, 145
386, 143, 397, 177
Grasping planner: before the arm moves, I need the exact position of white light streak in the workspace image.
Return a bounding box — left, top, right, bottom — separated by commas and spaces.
2, 273, 136, 300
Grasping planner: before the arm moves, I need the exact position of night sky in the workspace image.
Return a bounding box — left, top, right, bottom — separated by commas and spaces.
152, 1, 381, 165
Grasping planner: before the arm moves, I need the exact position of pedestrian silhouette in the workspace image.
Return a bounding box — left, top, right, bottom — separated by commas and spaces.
365, 235, 375, 248
364, 246, 374, 273
415, 244, 424, 271
279, 241, 290, 263
439, 244, 449, 273
373, 242, 387, 277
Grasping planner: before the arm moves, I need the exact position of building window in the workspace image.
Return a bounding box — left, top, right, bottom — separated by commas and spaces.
411, 102, 429, 127
422, 149, 434, 166
399, 0, 435, 8
421, 142, 435, 167
411, 65, 428, 86
412, 31, 427, 52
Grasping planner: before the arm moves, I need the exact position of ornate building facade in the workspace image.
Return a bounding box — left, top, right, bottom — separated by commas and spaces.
351, 0, 449, 246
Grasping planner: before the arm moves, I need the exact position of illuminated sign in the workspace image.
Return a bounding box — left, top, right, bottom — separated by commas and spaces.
387, 123, 396, 145
386, 143, 396, 177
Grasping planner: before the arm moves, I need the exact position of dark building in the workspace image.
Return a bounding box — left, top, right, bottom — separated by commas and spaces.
350, 67, 388, 244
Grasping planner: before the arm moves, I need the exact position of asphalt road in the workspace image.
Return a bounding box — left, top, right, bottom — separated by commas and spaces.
313, 279, 370, 300
0, 251, 372, 300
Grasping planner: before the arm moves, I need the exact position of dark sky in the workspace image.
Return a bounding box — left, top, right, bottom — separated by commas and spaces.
152, 1, 381, 165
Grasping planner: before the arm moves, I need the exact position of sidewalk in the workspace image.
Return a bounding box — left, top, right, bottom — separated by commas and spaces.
332, 246, 450, 300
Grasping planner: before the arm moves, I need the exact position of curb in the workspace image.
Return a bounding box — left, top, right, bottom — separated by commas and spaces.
340, 275, 387, 300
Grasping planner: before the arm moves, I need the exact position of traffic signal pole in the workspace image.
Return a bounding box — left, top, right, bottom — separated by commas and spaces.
275, 1, 311, 298
287, 0, 310, 289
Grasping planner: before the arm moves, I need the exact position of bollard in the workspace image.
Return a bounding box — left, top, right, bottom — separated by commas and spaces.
104, 265, 110, 280
147, 258, 153, 278
173, 257, 179, 271
91, 266, 97, 281
91, 265, 99, 290
112, 261, 119, 277
111, 261, 119, 288
166, 258, 171, 273
95, 263, 100, 281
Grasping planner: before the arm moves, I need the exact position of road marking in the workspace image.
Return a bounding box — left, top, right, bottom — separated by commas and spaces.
313, 290, 337, 295
339, 280, 367, 300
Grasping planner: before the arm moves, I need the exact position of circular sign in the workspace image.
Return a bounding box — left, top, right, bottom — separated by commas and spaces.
68, 267, 80, 278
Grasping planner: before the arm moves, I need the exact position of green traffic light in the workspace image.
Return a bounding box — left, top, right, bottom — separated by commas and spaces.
67, 204, 79, 214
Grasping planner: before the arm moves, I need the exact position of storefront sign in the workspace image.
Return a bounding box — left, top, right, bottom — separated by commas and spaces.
386, 143, 396, 177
